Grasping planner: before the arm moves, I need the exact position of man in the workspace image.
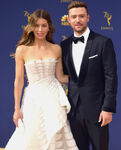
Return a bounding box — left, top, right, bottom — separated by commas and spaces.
61, 1, 117, 150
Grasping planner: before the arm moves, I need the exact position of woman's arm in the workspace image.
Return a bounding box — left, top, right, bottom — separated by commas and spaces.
55, 45, 68, 84
13, 46, 25, 127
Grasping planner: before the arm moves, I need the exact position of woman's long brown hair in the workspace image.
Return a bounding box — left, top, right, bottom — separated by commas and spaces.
17, 9, 55, 46
10, 9, 55, 58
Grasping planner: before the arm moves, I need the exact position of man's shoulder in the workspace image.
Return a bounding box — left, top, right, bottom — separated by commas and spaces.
92, 30, 111, 42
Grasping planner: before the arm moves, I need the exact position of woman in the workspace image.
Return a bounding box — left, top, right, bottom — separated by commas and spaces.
5, 9, 79, 150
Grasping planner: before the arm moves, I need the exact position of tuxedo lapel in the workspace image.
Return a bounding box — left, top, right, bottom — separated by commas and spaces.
68, 36, 78, 82
78, 31, 94, 85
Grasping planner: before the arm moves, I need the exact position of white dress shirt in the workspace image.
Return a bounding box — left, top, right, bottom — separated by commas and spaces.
72, 27, 90, 76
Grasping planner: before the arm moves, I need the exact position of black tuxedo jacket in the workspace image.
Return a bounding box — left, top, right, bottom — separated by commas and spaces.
61, 30, 117, 122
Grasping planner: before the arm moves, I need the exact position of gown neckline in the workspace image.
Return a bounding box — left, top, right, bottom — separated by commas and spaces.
24, 58, 58, 65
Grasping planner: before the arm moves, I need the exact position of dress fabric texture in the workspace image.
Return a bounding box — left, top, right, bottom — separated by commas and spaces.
5, 58, 79, 150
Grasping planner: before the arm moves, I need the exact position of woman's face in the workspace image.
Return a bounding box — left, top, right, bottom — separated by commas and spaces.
33, 18, 49, 40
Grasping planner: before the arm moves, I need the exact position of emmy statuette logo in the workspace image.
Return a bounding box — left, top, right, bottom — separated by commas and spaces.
24, 11, 31, 22
21, 11, 32, 29
101, 11, 113, 30
104, 12, 112, 26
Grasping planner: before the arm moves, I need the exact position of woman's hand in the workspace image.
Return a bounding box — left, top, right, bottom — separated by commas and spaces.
13, 110, 23, 127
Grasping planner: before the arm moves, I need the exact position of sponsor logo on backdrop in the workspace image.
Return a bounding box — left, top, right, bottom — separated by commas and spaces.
101, 11, 113, 30
62, 35, 67, 41
22, 11, 31, 28
62, 84, 68, 95
24, 11, 31, 22
60, 0, 72, 3
61, 15, 69, 26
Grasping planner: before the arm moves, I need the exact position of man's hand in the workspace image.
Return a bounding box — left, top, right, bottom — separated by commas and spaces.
98, 111, 112, 127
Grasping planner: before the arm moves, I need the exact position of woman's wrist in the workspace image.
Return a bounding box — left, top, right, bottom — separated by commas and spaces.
14, 106, 20, 111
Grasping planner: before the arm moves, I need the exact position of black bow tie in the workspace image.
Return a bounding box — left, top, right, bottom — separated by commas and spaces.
72, 36, 84, 44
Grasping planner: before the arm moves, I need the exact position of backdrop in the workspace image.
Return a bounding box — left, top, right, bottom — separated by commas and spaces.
0, 0, 121, 149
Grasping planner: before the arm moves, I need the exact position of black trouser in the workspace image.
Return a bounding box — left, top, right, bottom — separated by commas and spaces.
69, 118, 109, 150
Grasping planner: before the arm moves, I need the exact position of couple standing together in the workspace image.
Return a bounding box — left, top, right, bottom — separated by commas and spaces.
5, 1, 117, 150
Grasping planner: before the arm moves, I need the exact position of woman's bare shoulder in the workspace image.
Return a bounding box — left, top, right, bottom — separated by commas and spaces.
53, 43, 61, 49
15, 45, 28, 59
16, 45, 26, 53
51, 44, 61, 52
51, 44, 62, 58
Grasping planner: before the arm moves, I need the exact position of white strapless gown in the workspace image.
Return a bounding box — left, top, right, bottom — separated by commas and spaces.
5, 58, 79, 150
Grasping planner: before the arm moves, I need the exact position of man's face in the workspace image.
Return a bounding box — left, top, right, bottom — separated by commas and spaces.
68, 7, 89, 35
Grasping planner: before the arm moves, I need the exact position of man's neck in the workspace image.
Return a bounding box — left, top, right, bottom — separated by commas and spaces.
74, 27, 88, 37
